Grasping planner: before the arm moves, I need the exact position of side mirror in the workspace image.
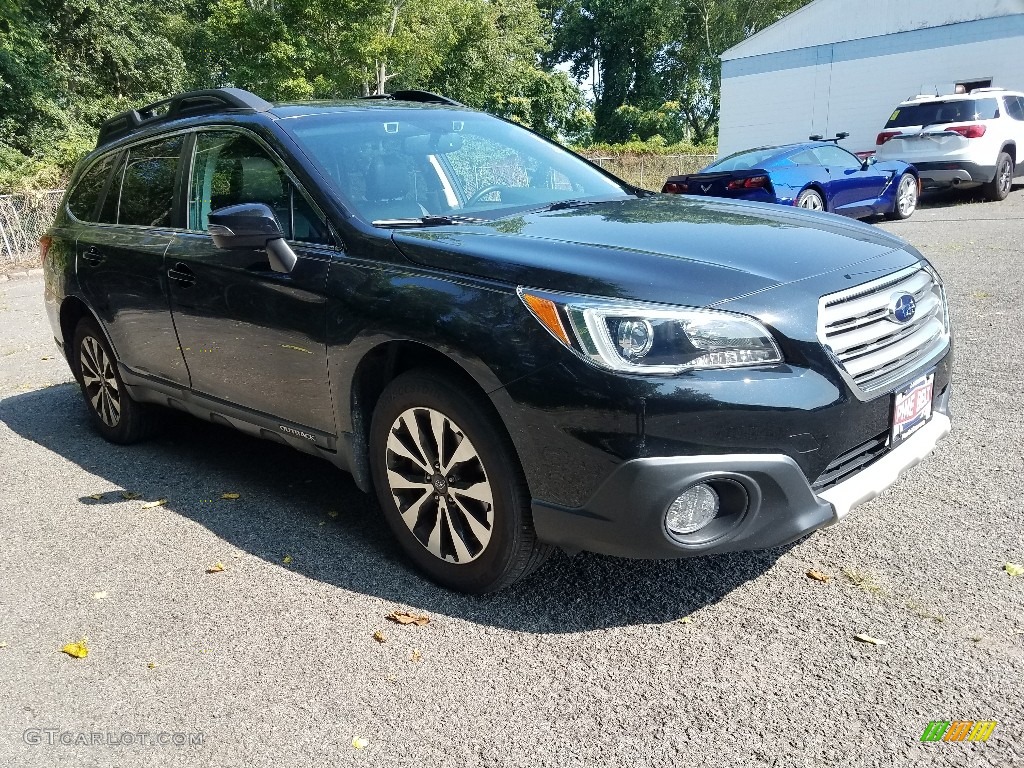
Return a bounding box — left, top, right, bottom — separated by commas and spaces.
861, 155, 877, 170
207, 203, 296, 273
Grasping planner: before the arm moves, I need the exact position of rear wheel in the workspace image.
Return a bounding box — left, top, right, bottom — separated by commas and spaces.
796, 188, 825, 212
369, 370, 551, 593
983, 152, 1013, 201
886, 172, 918, 220
72, 318, 157, 444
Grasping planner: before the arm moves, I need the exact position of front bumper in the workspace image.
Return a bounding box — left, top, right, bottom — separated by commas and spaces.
531, 392, 951, 559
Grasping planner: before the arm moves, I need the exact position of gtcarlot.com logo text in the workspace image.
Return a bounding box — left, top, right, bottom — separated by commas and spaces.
24, 728, 205, 748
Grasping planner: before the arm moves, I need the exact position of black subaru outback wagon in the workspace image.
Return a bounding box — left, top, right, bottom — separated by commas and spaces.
42, 88, 952, 593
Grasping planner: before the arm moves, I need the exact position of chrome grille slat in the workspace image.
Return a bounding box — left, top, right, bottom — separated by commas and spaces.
817, 266, 950, 395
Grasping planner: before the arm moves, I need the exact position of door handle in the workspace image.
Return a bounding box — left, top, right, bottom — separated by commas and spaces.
81, 246, 104, 266
167, 262, 196, 288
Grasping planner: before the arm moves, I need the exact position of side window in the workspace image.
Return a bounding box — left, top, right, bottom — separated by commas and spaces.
67, 154, 116, 221
189, 131, 328, 244
1005, 96, 1024, 122
106, 135, 184, 227
812, 146, 862, 170
788, 150, 819, 166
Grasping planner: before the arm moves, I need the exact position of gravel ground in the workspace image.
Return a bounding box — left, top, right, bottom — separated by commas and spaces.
1, 188, 1022, 768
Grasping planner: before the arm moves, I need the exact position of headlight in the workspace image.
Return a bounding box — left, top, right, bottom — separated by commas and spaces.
518, 288, 782, 374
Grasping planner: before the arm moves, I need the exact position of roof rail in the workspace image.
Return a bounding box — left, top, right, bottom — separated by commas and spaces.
970, 86, 1005, 94
360, 90, 464, 107
97, 88, 273, 147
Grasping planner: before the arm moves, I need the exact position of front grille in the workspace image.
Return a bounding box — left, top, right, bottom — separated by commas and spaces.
812, 431, 890, 491
818, 265, 949, 394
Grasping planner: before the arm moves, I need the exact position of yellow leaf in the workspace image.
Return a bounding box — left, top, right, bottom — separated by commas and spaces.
280, 344, 313, 354
675, 616, 694, 625
206, 562, 226, 574
372, 630, 387, 644
147, 662, 158, 669
1005, 562, 1024, 577
0, 641, 8, 649
806, 569, 831, 583
120, 491, 141, 500
221, 493, 240, 500
140, 498, 167, 509
352, 737, 369, 750
853, 633, 887, 646
61, 640, 89, 658
327, 510, 339, 518
282, 554, 293, 564
386, 611, 430, 626
410, 648, 422, 662
92, 591, 107, 600
88, 493, 104, 500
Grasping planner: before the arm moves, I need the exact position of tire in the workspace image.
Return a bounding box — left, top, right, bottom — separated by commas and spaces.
983, 152, 1013, 202
71, 317, 158, 444
796, 188, 825, 212
369, 370, 551, 593
886, 172, 918, 220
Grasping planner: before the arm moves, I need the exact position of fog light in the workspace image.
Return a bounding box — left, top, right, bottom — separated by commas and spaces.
666, 484, 719, 535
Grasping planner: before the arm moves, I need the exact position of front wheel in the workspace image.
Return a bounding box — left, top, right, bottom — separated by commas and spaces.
983, 152, 1013, 202
796, 188, 825, 212
369, 370, 551, 593
886, 172, 918, 220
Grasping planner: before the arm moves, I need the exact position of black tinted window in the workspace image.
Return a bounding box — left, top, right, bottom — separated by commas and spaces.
111, 136, 183, 227
885, 98, 1000, 128
1006, 95, 1024, 122
189, 131, 327, 243
67, 155, 115, 221
707, 147, 781, 171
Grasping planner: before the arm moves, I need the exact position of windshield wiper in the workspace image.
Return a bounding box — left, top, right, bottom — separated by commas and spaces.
371, 214, 484, 228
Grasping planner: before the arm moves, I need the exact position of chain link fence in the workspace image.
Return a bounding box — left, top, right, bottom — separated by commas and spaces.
0, 190, 64, 266
579, 153, 716, 191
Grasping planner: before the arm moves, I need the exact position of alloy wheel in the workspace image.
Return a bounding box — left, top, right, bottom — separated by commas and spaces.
384, 407, 494, 564
80, 336, 121, 428
897, 175, 917, 217
999, 159, 1012, 195
799, 193, 823, 211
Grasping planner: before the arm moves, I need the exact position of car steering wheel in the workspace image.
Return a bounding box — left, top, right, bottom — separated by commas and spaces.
465, 184, 510, 207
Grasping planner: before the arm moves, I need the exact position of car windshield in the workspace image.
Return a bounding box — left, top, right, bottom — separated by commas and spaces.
885, 98, 1000, 128
283, 108, 628, 224
705, 147, 780, 172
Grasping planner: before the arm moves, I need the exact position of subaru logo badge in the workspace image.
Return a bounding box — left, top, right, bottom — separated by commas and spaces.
889, 292, 916, 323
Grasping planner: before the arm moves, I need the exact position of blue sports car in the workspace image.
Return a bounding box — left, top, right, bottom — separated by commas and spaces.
662, 135, 920, 220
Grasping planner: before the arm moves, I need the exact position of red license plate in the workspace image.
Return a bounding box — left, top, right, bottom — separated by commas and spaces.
892, 373, 934, 444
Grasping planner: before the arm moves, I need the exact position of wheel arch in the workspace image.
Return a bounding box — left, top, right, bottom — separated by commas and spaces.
999, 142, 1016, 166
798, 183, 829, 211
59, 295, 109, 382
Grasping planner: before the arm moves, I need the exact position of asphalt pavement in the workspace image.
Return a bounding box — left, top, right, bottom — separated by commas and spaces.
1, 188, 1022, 767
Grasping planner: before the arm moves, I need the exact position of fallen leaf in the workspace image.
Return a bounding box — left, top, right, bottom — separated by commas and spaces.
280, 344, 313, 354
88, 493, 104, 500
140, 498, 167, 509
352, 737, 369, 750
282, 554, 293, 564
221, 492, 240, 500
410, 648, 422, 662
1005, 562, 1024, 577
206, 562, 226, 574
120, 491, 141, 500
147, 662, 158, 669
92, 591, 107, 600
386, 611, 430, 627
327, 510, 339, 518
0, 641, 8, 649
806, 569, 831, 583
853, 633, 887, 646
372, 630, 387, 644
675, 617, 694, 625
61, 639, 89, 658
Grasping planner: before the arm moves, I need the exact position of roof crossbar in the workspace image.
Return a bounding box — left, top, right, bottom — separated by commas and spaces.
361, 90, 464, 107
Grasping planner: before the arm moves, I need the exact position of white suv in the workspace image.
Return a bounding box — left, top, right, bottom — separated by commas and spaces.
874, 88, 1024, 201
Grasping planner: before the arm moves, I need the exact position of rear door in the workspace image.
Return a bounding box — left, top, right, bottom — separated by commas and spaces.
164, 129, 336, 435
75, 134, 190, 385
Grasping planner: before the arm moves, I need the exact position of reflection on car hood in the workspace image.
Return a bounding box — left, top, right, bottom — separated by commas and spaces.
391, 195, 918, 306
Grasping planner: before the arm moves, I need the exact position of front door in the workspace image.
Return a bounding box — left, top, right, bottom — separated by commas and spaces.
164, 130, 336, 434
813, 145, 883, 216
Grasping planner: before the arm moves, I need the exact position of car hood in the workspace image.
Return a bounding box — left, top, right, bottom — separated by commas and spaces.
391, 195, 917, 306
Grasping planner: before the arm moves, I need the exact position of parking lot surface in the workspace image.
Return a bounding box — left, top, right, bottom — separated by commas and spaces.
1, 189, 1023, 767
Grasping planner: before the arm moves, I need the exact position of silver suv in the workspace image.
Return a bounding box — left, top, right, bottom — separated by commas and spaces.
874, 88, 1024, 201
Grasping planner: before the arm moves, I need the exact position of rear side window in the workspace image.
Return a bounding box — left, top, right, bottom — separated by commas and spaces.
67, 155, 116, 221
885, 98, 1000, 128
707, 147, 780, 172
1006, 95, 1024, 122
101, 135, 184, 227
812, 146, 861, 170
189, 131, 327, 243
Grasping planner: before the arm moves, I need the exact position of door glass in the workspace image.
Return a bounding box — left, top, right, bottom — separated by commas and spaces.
115, 135, 184, 227
189, 132, 327, 243
67, 154, 116, 221
812, 146, 862, 170
1006, 96, 1024, 122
